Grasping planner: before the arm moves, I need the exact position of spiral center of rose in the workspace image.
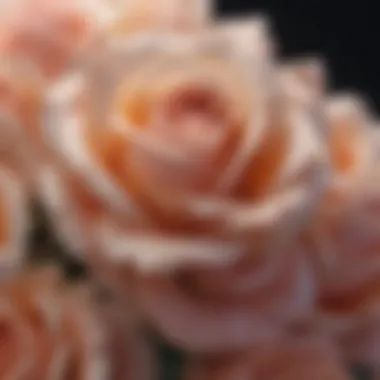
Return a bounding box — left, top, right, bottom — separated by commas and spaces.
157, 84, 228, 151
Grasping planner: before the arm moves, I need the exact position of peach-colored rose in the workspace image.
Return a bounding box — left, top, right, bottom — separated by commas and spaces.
0, 0, 211, 189
0, 266, 154, 379
133, 243, 316, 352
0, 0, 116, 185
185, 336, 351, 380
0, 162, 28, 274
39, 18, 327, 271
306, 95, 380, 367
0, 0, 114, 80
310, 95, 379, 303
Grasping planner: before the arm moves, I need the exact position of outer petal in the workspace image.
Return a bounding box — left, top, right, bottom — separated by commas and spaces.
135, 245, 316, 352
185, 336, 352, 380
0, 0, 114, 79
110, 0, 213, 35
0, 58, 47, 188
325, 94, 376, 190
0, 165, 28, 274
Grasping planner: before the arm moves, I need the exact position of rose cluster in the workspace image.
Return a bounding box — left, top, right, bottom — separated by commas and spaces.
0, 0, 379, 379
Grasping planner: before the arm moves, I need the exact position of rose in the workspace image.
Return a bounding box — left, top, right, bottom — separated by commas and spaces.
0, 0, 212, 190
306, 95, 380, 367
0, 267, 154, 379
312, 183, 380, 369
310, 95, 380, 312
0, 0, 116, 185
314, 189, 380, 319
0, 0, 114, 80
0, 0, 212, 81
0, 162, 27, 274
40, 17, 328, 272
185, 336, 350, 380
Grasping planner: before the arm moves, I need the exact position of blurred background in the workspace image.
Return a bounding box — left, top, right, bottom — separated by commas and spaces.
218, 0, 380, 112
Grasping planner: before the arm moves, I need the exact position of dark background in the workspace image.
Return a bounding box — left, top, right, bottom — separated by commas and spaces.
217, 0, 380, 113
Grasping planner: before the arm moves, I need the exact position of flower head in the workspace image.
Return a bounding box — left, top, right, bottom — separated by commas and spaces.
306, 94, 380, 368
41, 17, 327, 271
0, 266, 154, 379
0, 0, 114, 79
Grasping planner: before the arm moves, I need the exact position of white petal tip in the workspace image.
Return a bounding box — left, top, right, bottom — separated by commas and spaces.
326, 93, 368, 119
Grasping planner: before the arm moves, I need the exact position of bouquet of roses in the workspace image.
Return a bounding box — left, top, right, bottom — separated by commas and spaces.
0, 0, 379, 379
